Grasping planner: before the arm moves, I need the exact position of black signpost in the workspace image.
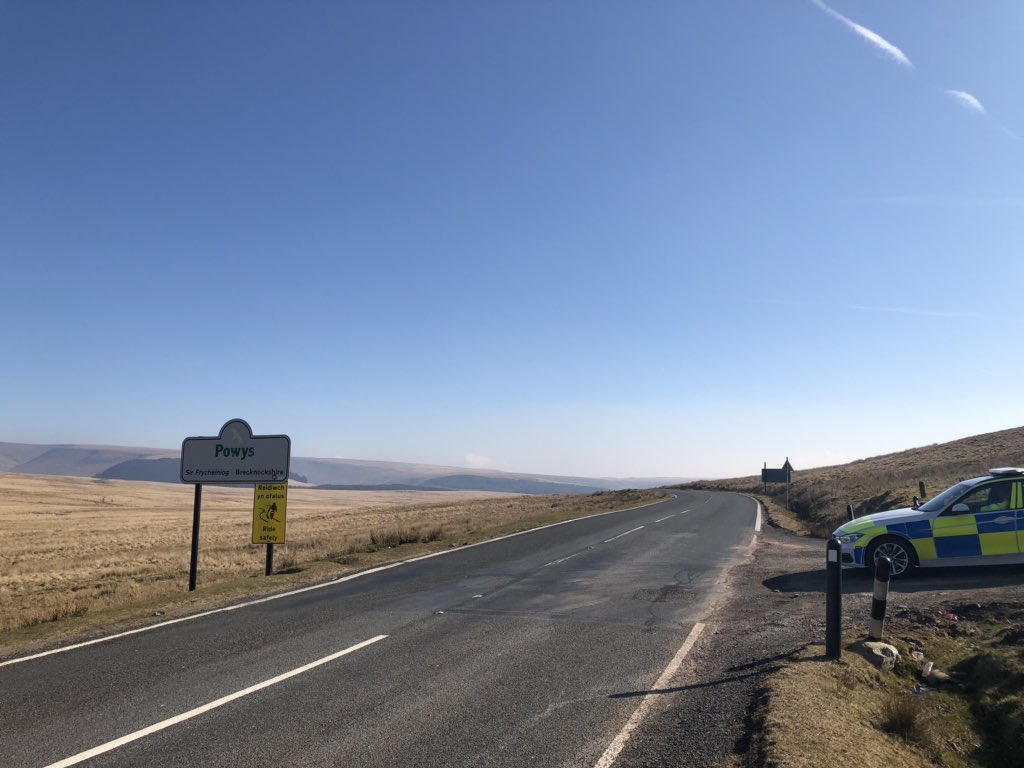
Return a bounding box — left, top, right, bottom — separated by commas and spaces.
180, 419, 291, 591
189, 483, 203, 591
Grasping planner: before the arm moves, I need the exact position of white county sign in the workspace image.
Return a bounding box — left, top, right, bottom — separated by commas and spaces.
180, 419, 291, 484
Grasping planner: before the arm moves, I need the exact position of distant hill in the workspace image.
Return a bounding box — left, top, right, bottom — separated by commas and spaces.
0, 442, 51, 471
313, 483, 453, 492
95, 458, 182, 483
0, 440, 691, 495
679, 425, 1024, 533
0, 444, 176, 478
419, 474, 604, 494
289, 457, 445, 486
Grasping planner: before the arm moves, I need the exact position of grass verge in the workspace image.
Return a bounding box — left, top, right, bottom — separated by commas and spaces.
751, 603, 1024, 768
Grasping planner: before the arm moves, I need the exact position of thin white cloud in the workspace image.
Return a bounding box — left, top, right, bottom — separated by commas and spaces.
761, 298, 816, 307
809, 2, 1020, 139
850, 304, 982, 319
999, 124, 1021, 141
811, 0, 913, 68
464, 453, 493, 469
869, 195, 1024, 207
945, 89, 1020, 139
946, 89, 986, 114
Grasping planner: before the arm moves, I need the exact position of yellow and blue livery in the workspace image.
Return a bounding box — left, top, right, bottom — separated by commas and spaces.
832, 468, 1024, 577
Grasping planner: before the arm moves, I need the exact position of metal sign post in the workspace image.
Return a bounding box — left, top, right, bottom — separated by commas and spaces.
189, 484, 203, 591
180, 419, 291, 591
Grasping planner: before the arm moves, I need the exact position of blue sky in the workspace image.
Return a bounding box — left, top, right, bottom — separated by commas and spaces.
3, 1, 1024, 478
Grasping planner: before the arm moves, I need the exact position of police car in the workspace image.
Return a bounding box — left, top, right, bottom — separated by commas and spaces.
832, 468, 1024, 577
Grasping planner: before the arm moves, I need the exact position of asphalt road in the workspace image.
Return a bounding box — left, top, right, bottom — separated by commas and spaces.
1, 490, 757, 768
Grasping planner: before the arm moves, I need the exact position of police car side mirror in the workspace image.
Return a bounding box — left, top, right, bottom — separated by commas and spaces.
951, 503, 970, 514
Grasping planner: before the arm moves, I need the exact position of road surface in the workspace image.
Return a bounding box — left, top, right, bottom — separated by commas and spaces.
0, 490, 757, 768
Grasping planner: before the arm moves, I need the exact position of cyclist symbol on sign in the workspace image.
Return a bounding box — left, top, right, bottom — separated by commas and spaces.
259, 503, 279, 524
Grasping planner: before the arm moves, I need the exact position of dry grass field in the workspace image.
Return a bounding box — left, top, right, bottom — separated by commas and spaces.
0, 473, 664, 644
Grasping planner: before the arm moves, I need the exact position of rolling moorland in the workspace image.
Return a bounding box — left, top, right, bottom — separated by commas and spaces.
679, 425, 1024, 536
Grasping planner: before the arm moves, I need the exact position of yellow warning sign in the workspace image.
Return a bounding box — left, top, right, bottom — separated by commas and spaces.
252, 483, 287, 544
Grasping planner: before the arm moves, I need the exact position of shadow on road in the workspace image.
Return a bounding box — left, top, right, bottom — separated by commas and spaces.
608, 648, 803, 700
764, 564, 1024, 595
608, 669, 765, 700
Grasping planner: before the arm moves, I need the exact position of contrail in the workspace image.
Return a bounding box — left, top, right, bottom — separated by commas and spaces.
945, 89, 1019, 138
946, 90, 986, 114
810, 0, 913, 68
850, 305, 981, 319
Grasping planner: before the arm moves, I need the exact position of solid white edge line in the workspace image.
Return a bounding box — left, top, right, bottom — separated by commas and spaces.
593, 622, 706, 768
42, 635, 388, 768
603, 525, 644, 543
755, 501, 762, 532
1, 494, 678, 668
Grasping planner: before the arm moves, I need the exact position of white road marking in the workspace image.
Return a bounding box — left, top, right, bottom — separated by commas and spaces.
755, 501, 762, 532
652, 508, 689, 521
593, 622, 706, 768
603, 526, 644, 543
1, 495, 676, 668
543, 552, 581, 567
42, 635, 388, 768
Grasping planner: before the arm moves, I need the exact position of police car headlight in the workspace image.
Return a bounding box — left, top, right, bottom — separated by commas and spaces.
835, 533, 863, 545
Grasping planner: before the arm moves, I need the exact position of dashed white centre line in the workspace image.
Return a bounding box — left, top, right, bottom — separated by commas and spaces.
603, 526, 644, 543
544, 552, 581, 567
42, 634, 388, 768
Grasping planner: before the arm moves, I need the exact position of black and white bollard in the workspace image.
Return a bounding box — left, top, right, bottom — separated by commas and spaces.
868, 555, 892, 641
825, 538, 843, 659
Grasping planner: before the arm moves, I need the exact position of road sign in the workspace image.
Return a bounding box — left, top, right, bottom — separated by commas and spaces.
761, 457, 795, 505
253, 483, 288, 544
761, 458, 794, 485
181, 419, 291, 484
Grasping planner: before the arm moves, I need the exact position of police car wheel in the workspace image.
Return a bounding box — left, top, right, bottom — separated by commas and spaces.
866, 536, 916, 578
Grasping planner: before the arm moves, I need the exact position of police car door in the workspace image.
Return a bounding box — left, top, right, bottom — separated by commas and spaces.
932, 479, 1020, 562
1016, 481, 1024, 555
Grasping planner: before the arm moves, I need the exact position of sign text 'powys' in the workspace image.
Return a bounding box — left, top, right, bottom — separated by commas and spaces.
215, 445, 255, 460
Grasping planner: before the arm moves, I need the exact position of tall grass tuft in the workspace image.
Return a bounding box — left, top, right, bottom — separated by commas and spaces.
369, 528, 424, 548
880, 693, 931, 746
